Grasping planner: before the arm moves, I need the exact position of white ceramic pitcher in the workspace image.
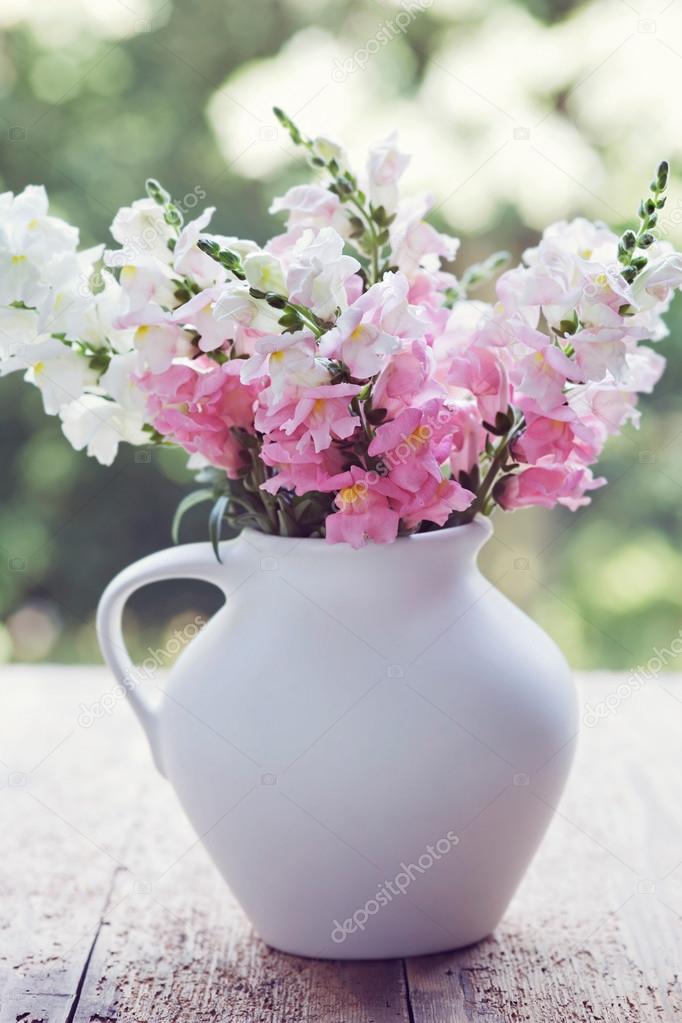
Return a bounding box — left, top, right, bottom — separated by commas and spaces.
97, 517, 577, 959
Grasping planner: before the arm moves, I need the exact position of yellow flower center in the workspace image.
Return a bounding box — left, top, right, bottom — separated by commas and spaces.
406, 426, 430, 448
11, 254, 26, 264
338, 483, 366, 507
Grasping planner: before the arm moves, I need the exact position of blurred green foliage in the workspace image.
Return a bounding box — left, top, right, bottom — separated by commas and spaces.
0, 0, 680, 670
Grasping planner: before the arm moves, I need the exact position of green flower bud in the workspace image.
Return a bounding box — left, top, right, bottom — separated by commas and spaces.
145, 178, 169, 205
657, 160, 669, 190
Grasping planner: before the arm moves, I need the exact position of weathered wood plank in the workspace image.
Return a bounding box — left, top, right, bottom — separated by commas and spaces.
405, 672, 682, 1022
73, 877, 410, 1023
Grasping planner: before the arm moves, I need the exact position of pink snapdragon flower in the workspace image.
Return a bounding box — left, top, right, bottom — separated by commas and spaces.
448, 346, 510, 422
497, 464, 605, 511
496, 264, 574, 324
513, 344, 580, 412
368, 400, 456, 493
353, 271, 427, 340
571, 326, 628, 383
373, 340, 443, 416
568, 345, 665, 434
399, 476, 475, 529
278, 382, 362, 453
513, 401, 604, 465
138, 359, 257, 476
260, 434, 344, 495
323, 466, 403, 548
407, 270, 455, 341
449, 403, 487, 478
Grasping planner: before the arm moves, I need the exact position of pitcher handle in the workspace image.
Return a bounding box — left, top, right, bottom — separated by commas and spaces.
96, 542, 228, 776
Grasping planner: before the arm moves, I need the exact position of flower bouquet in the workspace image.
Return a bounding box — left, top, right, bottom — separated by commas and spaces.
2, 109, 680, 552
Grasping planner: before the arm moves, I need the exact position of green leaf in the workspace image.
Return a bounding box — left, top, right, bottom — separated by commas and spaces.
208, 494, 230, 562
291, 498, 314, 522
172, 488, 214, 544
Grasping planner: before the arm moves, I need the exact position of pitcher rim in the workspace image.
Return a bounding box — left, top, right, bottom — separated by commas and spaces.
237, 513, 493, 551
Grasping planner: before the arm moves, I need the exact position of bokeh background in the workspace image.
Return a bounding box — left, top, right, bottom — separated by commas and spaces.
1, 0, 682, 671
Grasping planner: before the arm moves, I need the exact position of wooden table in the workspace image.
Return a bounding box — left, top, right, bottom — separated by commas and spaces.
1, 666, 681, 1022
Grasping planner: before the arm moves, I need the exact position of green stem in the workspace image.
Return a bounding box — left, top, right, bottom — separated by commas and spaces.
349, 197, 380, 285
286, 302, 325, 338
466, 417, 525, 520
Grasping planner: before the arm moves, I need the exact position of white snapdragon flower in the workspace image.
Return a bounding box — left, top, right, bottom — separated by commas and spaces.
367, 133, 410, 214
173, 207, 226, 286
243, 251, 286, 295
0, 185, 79, 309
211, 235, 260, 260
318, 308, 400, 379
110, 198, 175, 265
60, 394, 148, 466
110, 259, 178, 319
286, 227, 360, 320
113, 305, 194, 373
241, 330, 328, 402
173, 287, 233, 353
27, 344, 95, 415
630, 252, 682, 311
0, 305, 41, 359
81, 273, 136, 355
46, 248, 134, 356
389, 196, 460, 279
269, 185, 350, 236
0, 337, 96, 415
133, 321, 194, 374
311, 136, 348, 170
213, 282, 283, 349
100, 351, 148, 413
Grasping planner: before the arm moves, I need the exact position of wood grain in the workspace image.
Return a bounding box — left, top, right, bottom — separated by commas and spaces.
1, 667, 682, 1022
